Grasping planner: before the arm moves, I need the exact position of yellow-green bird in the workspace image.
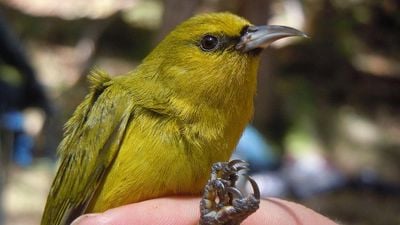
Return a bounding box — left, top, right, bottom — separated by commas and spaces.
41, 12, 305, 225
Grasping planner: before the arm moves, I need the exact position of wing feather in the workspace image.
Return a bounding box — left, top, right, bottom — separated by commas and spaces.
41, 70, 134, 225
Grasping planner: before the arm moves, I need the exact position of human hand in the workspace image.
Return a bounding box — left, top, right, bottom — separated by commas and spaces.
72, 197, 339, 225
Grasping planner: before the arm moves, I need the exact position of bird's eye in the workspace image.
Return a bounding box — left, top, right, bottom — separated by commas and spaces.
200, 35, 219, 51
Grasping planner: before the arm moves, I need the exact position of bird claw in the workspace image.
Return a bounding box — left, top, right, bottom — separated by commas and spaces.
247, 175, 260, 199
228, 159, 248, 167
199, 160, 260, 225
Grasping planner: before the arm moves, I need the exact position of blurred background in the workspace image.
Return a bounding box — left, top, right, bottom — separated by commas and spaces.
0, 0, 399, 224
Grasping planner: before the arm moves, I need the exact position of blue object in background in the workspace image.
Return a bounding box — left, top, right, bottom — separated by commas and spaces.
1, 111, 34, 167
233, 125, 279, 173
1, 111, 23, 131
12, 132, 33, 167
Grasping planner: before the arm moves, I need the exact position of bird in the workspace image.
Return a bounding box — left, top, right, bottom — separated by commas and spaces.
41, 12, 305, 225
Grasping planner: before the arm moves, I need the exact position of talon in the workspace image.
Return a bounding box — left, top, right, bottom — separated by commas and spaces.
228, 159, 247, 167
246, 175, 260, 199
213, 179, 226, 191
233, 165, 249, 172
212, 162, 225, 172
226, 187, 244, 199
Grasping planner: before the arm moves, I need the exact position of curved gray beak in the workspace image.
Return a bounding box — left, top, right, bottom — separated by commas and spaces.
236, 25, 307, 52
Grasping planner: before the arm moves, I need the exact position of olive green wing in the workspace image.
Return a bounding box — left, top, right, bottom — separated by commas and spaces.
41, 70, 134, 225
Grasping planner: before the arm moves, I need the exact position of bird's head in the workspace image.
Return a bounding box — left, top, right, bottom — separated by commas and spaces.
139, 12, 305, 109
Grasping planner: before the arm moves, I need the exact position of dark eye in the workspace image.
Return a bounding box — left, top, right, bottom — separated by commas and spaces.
200, 35, 219, 51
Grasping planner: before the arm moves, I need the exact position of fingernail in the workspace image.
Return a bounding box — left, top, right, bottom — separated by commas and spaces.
70, 213, 102, 225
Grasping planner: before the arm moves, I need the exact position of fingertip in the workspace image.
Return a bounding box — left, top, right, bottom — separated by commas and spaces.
70, 213, 106, 225
107, 197, 200, 225
72, 197, 200, 225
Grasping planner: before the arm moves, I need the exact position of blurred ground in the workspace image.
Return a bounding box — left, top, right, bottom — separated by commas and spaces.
3, 161, 53, 225
304, 190, 400, 225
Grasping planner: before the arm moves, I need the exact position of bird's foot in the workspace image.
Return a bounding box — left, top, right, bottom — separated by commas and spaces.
199, 160, 260, 225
